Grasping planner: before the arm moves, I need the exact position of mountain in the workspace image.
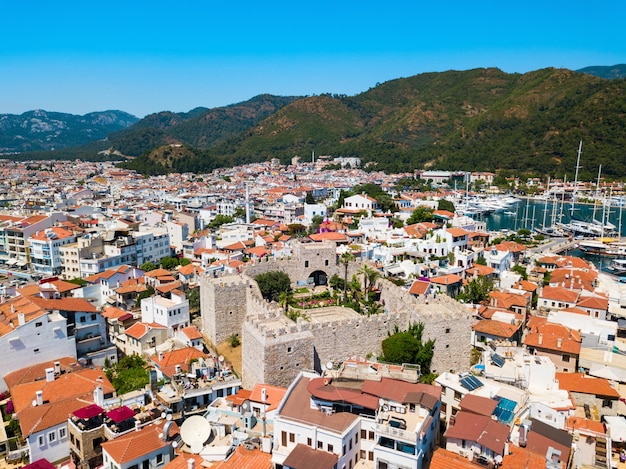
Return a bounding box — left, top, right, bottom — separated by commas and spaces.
0, 110, 138, 153
13, 66, 626, 179
106, 94, 301, 156
122, 67, 626, 179
577, 64, 626, 80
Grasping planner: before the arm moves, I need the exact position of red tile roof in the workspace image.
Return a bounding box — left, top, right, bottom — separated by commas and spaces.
524, 317, 581, 355
444, 411, 509, 455
555, 372, 620, 398
102, 422, 171, 464
430, 448, 477, 469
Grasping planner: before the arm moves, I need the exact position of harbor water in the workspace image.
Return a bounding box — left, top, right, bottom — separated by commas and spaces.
478, 197, 624, 272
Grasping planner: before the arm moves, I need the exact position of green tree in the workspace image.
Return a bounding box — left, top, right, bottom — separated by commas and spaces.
305, 192, 315, 204
379, 323, 435, 375
309, 214, 325, 234
287, 223, 307, 236
255, 271, 292, 302
339, 251, 355, 302
160, 256, 180, 270
187, 287, 200, 313
106, 355, 149, 395
141, 261, 157, 272
135, 286, 155, 307
437, 199, 456, 213
278, 290, 293, 314
233, 206, 246, 220
390, 217, 404, 228
475, 256, 487, 266
179, 257, 192, 266
358, 264, 381, 296
328, 273, 345, 292
228, 333, 241, 347
512, 264, 528, 280
406, 206, 434, 225
209, 214, 234, 229
457, 277, 494, 304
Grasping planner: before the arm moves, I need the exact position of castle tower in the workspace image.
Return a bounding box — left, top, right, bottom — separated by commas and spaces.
200, 274, 250, 346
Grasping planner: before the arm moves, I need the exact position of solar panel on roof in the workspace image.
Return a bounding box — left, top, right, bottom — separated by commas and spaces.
491, 353, 505, 367
460, 375, 484, 391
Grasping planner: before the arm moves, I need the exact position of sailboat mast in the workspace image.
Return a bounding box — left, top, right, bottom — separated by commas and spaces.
542, 176, 550, 228
570, 140, 583, 216
592, 164, 601, 223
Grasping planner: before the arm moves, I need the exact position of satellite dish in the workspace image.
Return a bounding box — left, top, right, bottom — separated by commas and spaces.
218, 355, 224, 363
180, 415, 212, 454
32, 399, 38, 407
326, 361, 333, 370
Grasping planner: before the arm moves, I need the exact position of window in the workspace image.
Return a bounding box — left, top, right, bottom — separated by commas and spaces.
36, 321, 42, 327
562, 354, 570, 362
445, 328, 450, 333
48, 431, 56, 443
328, 444, 334, 453
307, 437, 312, 446
59, 427, 67, 439
603, 399, 613, 408
289, 433, 295, 443
38, 435, 45, 447
317, 441, 323, 449
305, 261, 309, 268
361, 429, 366, 439
80, 316, 86, 323
281, 432, 287, 447
156, 454, 163, 465
142, 460, 149, 469
343, 444, 346, 455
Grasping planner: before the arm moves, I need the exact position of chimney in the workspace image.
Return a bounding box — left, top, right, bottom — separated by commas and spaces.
18, 313, 25, 326
36, 390, 43, 406
135, 420, 141, 432
187, 459, 195, 469
538, 333, 543, 345
159, 352, 164, 362
54, 361, 61, 375
557, 337, 562, 349
45, 367, 55, 382
94, 386, 104, 407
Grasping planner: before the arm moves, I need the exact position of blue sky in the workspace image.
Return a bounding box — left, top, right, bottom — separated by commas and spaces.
1, 1, 624, 117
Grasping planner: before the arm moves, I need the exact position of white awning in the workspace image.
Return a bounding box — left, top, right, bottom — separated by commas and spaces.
15, 261, 26, 267
6, 258, 17, 265
605, 416, 626, 442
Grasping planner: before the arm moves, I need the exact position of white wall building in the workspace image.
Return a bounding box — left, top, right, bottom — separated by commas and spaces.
140, 292, 190, 337
28, 227, 77, 276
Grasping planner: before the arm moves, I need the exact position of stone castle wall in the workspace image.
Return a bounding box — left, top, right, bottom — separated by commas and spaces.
379, 281, 473, 374
200, 240, 472, 388
245, 240, 342, 287
200, 274, 250, 346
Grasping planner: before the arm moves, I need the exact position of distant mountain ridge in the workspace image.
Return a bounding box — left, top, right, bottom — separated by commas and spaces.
120, 67, 626, 179
8, 65, 626, 179
576, 64, 626, 80
105, 94, 301, 156
0, 109, 138, 153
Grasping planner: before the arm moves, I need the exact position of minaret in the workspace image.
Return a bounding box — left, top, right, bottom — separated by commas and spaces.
245, 183, 250, 224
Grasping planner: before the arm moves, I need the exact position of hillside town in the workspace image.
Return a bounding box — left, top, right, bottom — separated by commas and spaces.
2, 156, 626, 469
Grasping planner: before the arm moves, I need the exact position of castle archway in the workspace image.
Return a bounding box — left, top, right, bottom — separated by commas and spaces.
309, 270, 328, 286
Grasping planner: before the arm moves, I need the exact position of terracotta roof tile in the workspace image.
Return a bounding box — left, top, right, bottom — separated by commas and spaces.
556, 372, 620, 398
102, 422, 171, 464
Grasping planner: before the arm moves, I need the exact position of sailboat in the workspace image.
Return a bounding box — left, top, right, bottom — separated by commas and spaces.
558, 142, 616, 238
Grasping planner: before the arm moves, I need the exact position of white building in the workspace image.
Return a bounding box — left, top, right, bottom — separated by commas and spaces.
273, 365, 441, 469
101, 422, 174, 469
140, 291, 190, 337
0, 297, 75, 392
28, 227, 77, 276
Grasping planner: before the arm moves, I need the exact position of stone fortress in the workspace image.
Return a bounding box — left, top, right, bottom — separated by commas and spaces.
200, 240, 473, 388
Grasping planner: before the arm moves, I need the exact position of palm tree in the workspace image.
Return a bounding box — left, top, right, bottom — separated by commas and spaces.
278, 290, 292, 314
339, 251, 355, 302
358, 264, 381, 296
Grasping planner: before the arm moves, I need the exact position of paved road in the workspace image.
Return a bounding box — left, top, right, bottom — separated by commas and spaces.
527, 237, 572, 255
